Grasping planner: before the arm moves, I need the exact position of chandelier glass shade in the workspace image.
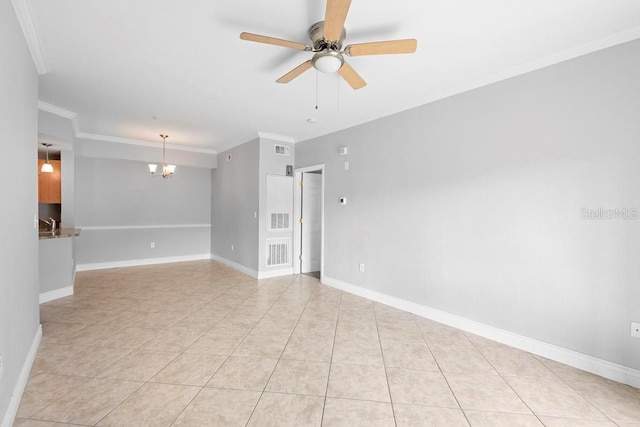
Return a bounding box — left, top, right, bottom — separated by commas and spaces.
41, 143, 54, 173
149, 134, 175, 178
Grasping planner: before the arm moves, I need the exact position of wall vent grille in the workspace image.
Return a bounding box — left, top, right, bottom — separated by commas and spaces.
270, 213, 290, 230
267, 238, 290, 266
274, 145, 291, 156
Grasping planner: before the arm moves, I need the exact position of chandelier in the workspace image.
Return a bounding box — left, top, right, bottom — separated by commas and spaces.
41, 143, 54, 173
148, 134, 176, 178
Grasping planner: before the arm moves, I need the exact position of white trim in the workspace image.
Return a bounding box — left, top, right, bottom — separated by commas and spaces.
322, 276, 640, 389
297, 26, 640, 144
258, 132, 296, 144
76, 132, 217, 155
37, 101, 76, 120
210, 254, 259, 279
1, 325, 42, 427
258, 267, 294, 279
39, 286, 73, 304
79, 224, 211, 231
10, 0, 48, 75
76, 253, 211, 271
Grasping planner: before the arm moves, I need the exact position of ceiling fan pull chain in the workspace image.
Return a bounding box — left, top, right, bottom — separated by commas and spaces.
315, 70, 319, 110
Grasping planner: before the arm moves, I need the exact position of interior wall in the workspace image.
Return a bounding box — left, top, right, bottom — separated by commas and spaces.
0, 0, 40, 421
295, 40, 640, 370
74, 156, 212, 266
258, 138, 295, 273
211, 139, 260, 271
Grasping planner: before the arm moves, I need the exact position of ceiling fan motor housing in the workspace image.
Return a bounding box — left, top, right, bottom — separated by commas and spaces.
309, 21, 346, 51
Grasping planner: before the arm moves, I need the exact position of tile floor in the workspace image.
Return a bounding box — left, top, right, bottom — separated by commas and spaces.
14, 260, 640, 426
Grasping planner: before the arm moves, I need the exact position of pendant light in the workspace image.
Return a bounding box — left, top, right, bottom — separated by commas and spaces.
41, 143, 54, 173
148, 134, 176, 178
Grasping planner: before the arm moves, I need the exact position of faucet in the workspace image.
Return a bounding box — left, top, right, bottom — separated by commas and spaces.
39, 218, 57, 232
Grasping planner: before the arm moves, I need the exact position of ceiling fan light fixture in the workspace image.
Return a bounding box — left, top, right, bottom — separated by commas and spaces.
312, 50, 344, 74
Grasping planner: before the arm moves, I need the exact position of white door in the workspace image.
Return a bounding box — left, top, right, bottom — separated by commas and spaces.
301, 172, 322, 273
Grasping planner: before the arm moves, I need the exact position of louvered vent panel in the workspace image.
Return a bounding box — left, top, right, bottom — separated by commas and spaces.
270, 213, 290, 230
267, 238, 290, 267
274, 145, 291, 156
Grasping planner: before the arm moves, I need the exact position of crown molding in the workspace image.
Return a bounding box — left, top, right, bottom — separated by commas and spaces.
76, 132, 218, 155
11, 0, 48, 75
38, 100, 80, 136
257, 132, 296, 144
297, 26, 640, 143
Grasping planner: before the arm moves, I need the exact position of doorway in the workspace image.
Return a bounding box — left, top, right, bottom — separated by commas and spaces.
293, 165, 324, 278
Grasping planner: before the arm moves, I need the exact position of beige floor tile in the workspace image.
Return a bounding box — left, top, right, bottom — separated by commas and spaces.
506, 377, 607, 420
30, 343, 86, 374
381, 342, 439, 371
332, 336, 384, 366
96, 382, 199, 426
393, 404, 469, 426
429, 343, 497, 374
480, 347, 555, 378
265, 359, 330, 396
568, 379, 640, 423
138, 326, 203, 352
206, 356, 277, 391
13, 419, 79, 427
95, 326, 161, 349
48, 346, 132, 377
327, 364, 391, 403
40, 322, 86, 344
247, 392, 324, 427
323, 398, 395, 426
538, 416, 617, 426
132, 311, 188, 329
386, 367, 458, 407
97, 350, 178, 381
16, 374, 88, 418
232, 333, 290, 358
96, 310, 150, 327
54, 324, 122, 346
464, 410, 543, 426
445, 372, 531, 414
31, 378, 143, 425
184, 331, 246, 355
281, 333, 334, 362
172, 387, 261, 426
536, 358, 615, 386
151, 352, 227, 386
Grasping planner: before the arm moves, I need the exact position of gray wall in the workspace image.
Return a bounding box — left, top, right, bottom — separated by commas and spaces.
0, 0, 40, 421
211, 139, 260, 271
258, 138, 294, 272
39, 238, 73, 294
75, 156, 211, 265
296, 40, 640, 370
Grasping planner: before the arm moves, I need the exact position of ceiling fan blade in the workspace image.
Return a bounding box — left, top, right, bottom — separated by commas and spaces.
324, 0, 352, 42
338, 61, 366, 90
276, 60, 313, 84
240, 32, 311, 51
345, 39, 417, 56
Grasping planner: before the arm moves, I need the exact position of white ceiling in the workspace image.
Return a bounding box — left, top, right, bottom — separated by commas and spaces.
25, 0, 640, 153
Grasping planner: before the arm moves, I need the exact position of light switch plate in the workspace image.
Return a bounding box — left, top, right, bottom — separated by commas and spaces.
632, 322, 640, 338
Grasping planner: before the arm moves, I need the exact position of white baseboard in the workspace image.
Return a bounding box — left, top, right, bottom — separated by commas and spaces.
209, 255, 294, 280
258, 267, 294, 279
39, 286, 73, 304
76, 253, 211, 271
322, 276, 640, 389
1, 325, 42, 427
210, 254, 259, 279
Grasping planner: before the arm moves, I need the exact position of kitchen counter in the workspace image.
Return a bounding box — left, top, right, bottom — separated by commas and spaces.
39, 227, 81, 240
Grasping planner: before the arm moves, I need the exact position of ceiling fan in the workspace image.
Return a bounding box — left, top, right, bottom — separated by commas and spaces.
240, 0, 417, 90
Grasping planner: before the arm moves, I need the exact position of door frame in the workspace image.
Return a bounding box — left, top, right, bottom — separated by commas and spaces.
293, 164, 325, 278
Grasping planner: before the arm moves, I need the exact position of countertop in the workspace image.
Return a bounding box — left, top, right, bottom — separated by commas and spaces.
39, 227, 81, 240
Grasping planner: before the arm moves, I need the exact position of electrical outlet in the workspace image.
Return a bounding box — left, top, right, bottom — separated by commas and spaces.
359, 263, 365, 273
344, 161, 349, 171
231, 244, 234, 251
150, 242, 155, 249
0, 352, 3, 380
632, 322, 640, 338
